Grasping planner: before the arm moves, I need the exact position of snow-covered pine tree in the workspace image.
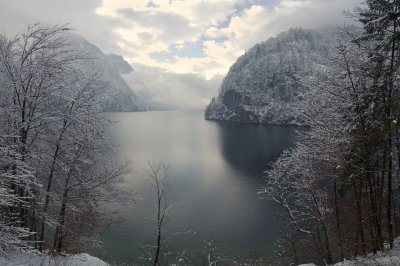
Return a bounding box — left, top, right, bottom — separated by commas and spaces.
261, 0, 400, 263
352, 0, 400, 249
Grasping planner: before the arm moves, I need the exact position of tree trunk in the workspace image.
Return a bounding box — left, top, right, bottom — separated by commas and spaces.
366, 177, 382, 252
153, 193, 162, 266
353, 180, 367, 256
322, 223, 333, 264
53, 186, 68, 253
334, 180, 345, 260
387, 135, 394, 248
153, 224, 162, 266
39, 136, 62, 251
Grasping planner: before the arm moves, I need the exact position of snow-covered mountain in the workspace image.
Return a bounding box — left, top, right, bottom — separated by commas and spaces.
65, 33, 146, 112
205, 28, 332, 125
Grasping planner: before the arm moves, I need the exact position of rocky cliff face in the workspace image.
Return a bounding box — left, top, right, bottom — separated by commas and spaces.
205, 28, 332, 125
66, 33, 146, 112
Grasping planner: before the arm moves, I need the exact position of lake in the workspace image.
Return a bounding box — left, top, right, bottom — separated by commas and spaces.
92, 111, 297, 265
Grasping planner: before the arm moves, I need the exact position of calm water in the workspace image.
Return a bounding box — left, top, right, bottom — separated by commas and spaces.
93, 111, 297, 265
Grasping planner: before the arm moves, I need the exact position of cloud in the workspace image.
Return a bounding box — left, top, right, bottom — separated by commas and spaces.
0, 0, 127, 54
206, 0, 361, 52
95, 0, 359, 77
123, 64, 224, 109
0, 0, 360, 77
117, 7, 198, 42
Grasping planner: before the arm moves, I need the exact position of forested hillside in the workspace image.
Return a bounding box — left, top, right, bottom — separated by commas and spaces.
261, 1, 400, 265
206, 28, 332, 125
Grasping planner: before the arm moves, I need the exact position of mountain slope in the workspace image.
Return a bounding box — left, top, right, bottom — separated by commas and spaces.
65, 33, 146, 112
205, 28, 332, 125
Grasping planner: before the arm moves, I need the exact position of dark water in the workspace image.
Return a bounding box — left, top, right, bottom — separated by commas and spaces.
93, 111, 297, 265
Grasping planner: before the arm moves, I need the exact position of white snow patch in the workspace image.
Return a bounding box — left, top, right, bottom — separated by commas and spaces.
334, 238, 400, 266
299, 237, 400, 266
0, 251, 109, 266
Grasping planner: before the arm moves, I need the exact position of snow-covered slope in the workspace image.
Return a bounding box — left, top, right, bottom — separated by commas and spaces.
334, 245, 400, 266
205, 28, 332, 125
65, 33, 146, 112
0, 251, 108, 266
299, 238, 400, 266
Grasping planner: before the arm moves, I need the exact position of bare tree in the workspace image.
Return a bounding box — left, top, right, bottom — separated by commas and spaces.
0, 24, 132, 254
145, 161, 172, 266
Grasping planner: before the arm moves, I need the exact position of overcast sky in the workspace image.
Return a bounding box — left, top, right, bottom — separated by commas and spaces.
0, 0, 361, 108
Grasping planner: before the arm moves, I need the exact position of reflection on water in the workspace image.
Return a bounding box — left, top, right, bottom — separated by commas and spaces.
216, 122, 296, 175
92, 111, 297, 265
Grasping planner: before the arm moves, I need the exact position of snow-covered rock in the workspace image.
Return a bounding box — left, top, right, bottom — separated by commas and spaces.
0, 251, 108, 266
205, 28, 333, 125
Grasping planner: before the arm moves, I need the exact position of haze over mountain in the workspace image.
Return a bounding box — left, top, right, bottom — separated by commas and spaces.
123, 64, 223, 110
59, 32, 222, 111
65, 33, 146, 111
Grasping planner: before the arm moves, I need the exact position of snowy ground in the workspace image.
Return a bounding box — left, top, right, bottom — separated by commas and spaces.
0, 251, 108, 266
300, 238, 400, 266
3, 239, 400, 266
334, 246, 400, 266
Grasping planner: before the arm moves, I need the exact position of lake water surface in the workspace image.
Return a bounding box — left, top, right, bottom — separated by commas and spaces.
93, 111, 297, 265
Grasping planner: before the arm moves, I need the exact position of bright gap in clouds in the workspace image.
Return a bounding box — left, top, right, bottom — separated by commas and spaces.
96, 0, 359, 78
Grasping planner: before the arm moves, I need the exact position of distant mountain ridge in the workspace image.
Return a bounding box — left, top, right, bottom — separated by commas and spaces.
65, 33, 146, 112
205, 28, 332, 125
